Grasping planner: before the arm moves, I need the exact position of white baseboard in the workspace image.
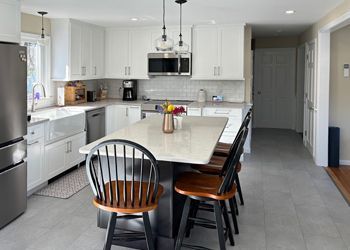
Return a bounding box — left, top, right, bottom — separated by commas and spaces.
340, 160, 350, 166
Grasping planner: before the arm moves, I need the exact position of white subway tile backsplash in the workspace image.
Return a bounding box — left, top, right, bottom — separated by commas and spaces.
107, 77, 245, 102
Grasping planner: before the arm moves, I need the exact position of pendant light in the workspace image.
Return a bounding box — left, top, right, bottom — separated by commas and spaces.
174, 0, 189, 54
37, 11, 48, 46
154, 0, 174, 51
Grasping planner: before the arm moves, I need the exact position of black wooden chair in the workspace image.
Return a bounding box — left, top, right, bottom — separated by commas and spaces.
174, 127, 248, 250
193, 108, 252, 206
85, 139, 164, 250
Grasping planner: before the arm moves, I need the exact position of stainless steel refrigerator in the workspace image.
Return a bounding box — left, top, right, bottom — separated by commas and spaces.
0, 43, 27, 228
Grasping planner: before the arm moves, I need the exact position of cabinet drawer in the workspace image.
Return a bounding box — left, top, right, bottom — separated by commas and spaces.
187, 108, 202, 116
27, 123, 45, 141
203, 108, 242, 118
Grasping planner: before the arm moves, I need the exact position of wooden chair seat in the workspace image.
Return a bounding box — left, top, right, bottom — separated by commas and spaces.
214, 142, 231, 156
93, 181, 164, 214
192, 156, 242, 175
175, 172, 237, 201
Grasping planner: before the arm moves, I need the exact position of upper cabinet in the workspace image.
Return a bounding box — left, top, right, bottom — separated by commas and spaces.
192, 24, 245, 80
0, 0, 20, 43
105, 26, 192, 79
51, 19, 105, 81
105, 28, 152, 79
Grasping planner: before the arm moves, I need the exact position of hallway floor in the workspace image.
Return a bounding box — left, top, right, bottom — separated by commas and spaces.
0, 129, 350, 250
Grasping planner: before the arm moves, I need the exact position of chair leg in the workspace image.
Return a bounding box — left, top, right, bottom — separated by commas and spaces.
214, 201, 226, 250
220, 201, 235, 246
233, 196, 239, 216
186, 200, 199, 237
235, 174, 244, 205
104, 212, 117, 250
175, 197, 192, 250
142, 212, 155, 250
229, 198, 239, 235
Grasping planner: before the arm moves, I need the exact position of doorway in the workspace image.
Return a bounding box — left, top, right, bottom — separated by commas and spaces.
253, 48, 297, 129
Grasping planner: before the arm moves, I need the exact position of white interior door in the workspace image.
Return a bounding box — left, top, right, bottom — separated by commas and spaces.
303, 41, 317, 154
253, 48, 297, 129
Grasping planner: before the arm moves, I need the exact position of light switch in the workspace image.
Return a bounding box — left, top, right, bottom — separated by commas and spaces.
344, 64, 349, 78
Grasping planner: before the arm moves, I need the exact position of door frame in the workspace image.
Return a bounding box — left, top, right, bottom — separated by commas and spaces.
313, 11, 350, 166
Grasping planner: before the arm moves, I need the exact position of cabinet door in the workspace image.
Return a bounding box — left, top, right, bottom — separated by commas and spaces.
115, 105, 129, 130
45, 140, 67, 180
129, 29, 151, 79
65, 132, 86, 169
70, 21, 82, 78
0, 0, 20, 43
218, 26, 244, 80
81, 24, 92, 78
27, 138, 44, 191
187, 108, 202, 116
192, 27, 218, 79
105, 29, 129, 78
127, 106, 141, 125
92, 27, 105, 78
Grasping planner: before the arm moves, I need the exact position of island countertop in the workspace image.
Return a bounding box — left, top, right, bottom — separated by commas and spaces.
79, 115, 228, 164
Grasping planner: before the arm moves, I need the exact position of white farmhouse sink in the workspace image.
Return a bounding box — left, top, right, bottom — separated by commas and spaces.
31, 107, 86, 144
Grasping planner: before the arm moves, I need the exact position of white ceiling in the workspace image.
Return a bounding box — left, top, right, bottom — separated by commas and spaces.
21, 0, 344, 37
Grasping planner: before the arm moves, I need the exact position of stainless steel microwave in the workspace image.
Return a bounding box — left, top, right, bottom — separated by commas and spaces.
147, 52, 192, 76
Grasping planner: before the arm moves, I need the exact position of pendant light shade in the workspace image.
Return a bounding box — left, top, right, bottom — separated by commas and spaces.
37, 11, 48, 46
174, 0, 189, 54
155, 0, 174, 51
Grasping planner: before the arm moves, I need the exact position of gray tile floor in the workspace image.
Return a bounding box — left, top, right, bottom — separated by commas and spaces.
1, 128, 350, 250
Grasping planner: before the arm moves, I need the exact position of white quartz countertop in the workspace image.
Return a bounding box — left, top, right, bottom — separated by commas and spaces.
188, 101, 252, 109
66, 99, 144, 111
79, 116, 228, 164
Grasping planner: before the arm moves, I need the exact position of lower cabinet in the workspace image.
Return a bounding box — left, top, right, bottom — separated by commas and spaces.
27, 124, 45, 192
106, 105, 141, 134
45, 131, 86, 180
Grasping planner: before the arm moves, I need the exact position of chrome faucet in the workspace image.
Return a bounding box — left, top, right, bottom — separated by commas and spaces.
31, 83, 47, 112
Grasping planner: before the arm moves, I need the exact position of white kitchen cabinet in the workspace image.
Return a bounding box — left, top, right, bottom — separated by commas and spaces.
51, 19, 105, 81
105, 105, 141, 134
192, 24, 245, 80
105, 28, 151, 79
0, 0, 20, 43
27, 123, 45, 192
92, 27, 105, 78
187, 107, 202, 116
45, 131, 86, 180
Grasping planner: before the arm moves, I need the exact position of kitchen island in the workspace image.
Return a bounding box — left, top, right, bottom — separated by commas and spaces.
79, 115, 228, 249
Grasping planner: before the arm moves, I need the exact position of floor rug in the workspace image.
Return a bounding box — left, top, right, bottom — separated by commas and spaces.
35, 166, 89, 199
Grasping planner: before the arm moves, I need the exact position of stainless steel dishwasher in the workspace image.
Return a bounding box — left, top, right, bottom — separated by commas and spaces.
86, 108, 106, 143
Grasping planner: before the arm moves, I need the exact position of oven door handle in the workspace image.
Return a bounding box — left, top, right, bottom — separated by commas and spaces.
178, 55, 181, 75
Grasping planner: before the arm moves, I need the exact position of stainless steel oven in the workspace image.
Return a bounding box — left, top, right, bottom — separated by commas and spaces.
148, 52, 191, 76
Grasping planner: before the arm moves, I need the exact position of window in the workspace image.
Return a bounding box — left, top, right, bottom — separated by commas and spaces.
21, 33, 51, 104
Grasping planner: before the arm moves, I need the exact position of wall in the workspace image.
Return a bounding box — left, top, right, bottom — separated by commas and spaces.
255, 36, 299, 49
300, 0, 350, 43
21, 13, 51, 35
106, 78, 245, 102
244, 25, 253, 103
329, 24, 350, 163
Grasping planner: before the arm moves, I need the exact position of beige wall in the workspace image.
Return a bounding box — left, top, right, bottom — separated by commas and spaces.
244, 25, 253, 103
330, 25, 350, 162
21, 13, 51, 35
255, 36, 299, 49
300, 0, 350, 43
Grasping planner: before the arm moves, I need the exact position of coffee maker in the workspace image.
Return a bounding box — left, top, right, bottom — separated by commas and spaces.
122, 80, 137, 101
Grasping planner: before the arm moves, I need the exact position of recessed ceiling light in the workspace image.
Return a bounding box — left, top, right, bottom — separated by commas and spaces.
210, 20, 216, 24
285, 10, 296, 15
131, 17, 138, 21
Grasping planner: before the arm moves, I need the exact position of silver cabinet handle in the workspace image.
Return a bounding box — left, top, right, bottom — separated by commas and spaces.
128, 66, 131, 75
125, 66, 127, 76
214, 67, 216, 76
94, 66, 97, 75
70, 141, 72, 153
28, 141, 39, 146
217, 66, 220, 76
126, 107, 129, 117
66, 142, 69, 153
